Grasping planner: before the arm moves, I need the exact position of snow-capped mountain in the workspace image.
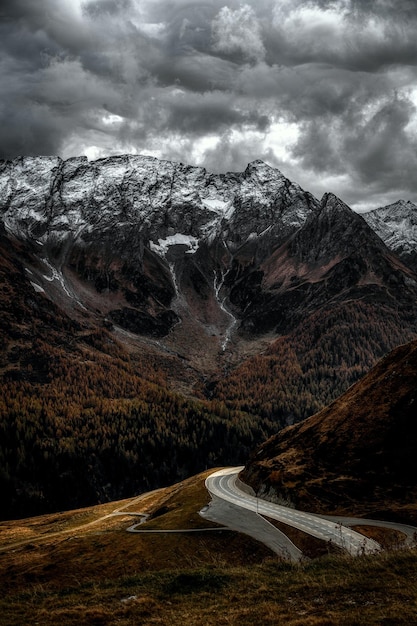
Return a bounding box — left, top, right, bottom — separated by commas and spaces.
0, 155, 320, 352
3, 154, 417, 517
0, 155, 318, 250
363, 199, 417, 270
1, 154, 417, 350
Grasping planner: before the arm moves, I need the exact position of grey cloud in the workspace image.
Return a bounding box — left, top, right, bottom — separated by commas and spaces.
0, 0, 48, 24
289, 93, 417, 206
83, 0, 134, 18
346, 96, 417, 189
1, 0, 417, 209
0, 81, 65, 158
162, 91, 270, 135
348, 0, 417, 19
163, 2, 217, 57
0, 0, 94, 65
263, 1, 417, 72
152, 53, 236, 93
291, 120, 343, 175
195, 131, 282, 175
211, 5, 266, 63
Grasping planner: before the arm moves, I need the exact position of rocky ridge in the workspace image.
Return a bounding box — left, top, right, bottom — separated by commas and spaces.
2, 154, 417, 517
0, 155, 318, 248
227, 192, 417, 335
1, 154, 417, 352
363, 199, 417, 271
0, 155, 320, 350
2, 154, 417, 350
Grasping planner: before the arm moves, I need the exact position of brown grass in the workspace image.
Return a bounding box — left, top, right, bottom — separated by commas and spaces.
351, 525, 407, 549
263, 517, 342, 558
2, 471, 417, 625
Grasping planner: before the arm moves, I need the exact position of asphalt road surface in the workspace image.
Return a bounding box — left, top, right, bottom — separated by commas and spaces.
204, 467, 380, 557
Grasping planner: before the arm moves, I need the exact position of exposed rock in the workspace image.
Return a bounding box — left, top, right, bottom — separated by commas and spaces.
229, 192, 417, 335
363, 199, 417, 271
0, 155, 318, 247
2, 154, 417, 518
0, 155, 319, 341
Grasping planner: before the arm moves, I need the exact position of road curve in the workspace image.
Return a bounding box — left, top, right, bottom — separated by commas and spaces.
200, 495, 303, 561
205, 467, 380, 556
319, 515, 417, 546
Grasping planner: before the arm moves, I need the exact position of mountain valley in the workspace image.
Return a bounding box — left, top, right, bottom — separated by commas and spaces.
1, 155, 417, 518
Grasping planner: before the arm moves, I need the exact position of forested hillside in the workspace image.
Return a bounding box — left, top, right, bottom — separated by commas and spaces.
0, 333, 265, 518
208, 300, 417, 427
241, 338, 417, 521
2, 157, 417, 518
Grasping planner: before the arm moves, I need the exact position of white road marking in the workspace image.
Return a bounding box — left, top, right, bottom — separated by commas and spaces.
205, 467, 380, 556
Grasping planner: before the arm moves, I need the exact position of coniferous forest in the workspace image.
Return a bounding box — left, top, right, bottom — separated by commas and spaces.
2, 166, 417, 519
1, 295, 414, 518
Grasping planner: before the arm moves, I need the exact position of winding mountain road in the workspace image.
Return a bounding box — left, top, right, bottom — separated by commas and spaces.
320, 515, 417, 547
204, 467, 381, 557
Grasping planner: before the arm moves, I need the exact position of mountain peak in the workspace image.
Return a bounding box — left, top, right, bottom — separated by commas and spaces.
320, 192, 353, 215
286, 190, 389, 267
244, 160, 285, 179
368, 199, 417, 216
364, 199, 417, 227
362, 198, 417, 270
0, 153, 318, 252
246, 159, 273, 169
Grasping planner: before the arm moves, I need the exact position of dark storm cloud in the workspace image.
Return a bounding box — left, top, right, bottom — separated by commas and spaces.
1, 0, 417, 208
83, 0, 134, 18
265, 1, 417, 72
152, 53, 236, 93
162, 91, 270, 135
346, 96, 417, 189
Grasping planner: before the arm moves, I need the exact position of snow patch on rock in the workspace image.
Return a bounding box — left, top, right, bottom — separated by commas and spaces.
30, 282, 45, 294
150, 233, 200, 256
363, 200, 417, 257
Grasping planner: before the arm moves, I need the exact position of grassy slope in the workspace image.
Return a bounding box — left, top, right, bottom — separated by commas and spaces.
1, 471, 417, 625
241, 338, 417, 521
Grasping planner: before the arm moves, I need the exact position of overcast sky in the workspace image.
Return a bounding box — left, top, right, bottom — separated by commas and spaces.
1, 0, 417, 210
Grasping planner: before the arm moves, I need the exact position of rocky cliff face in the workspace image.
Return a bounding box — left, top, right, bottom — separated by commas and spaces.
2, 154, 417, 517
0, 155, 317, 247
2, 155, 417, 349
0, 155, 320, 349
363, 199, 417, 271
1, 154, 417, 353
225, 192, 417, 336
